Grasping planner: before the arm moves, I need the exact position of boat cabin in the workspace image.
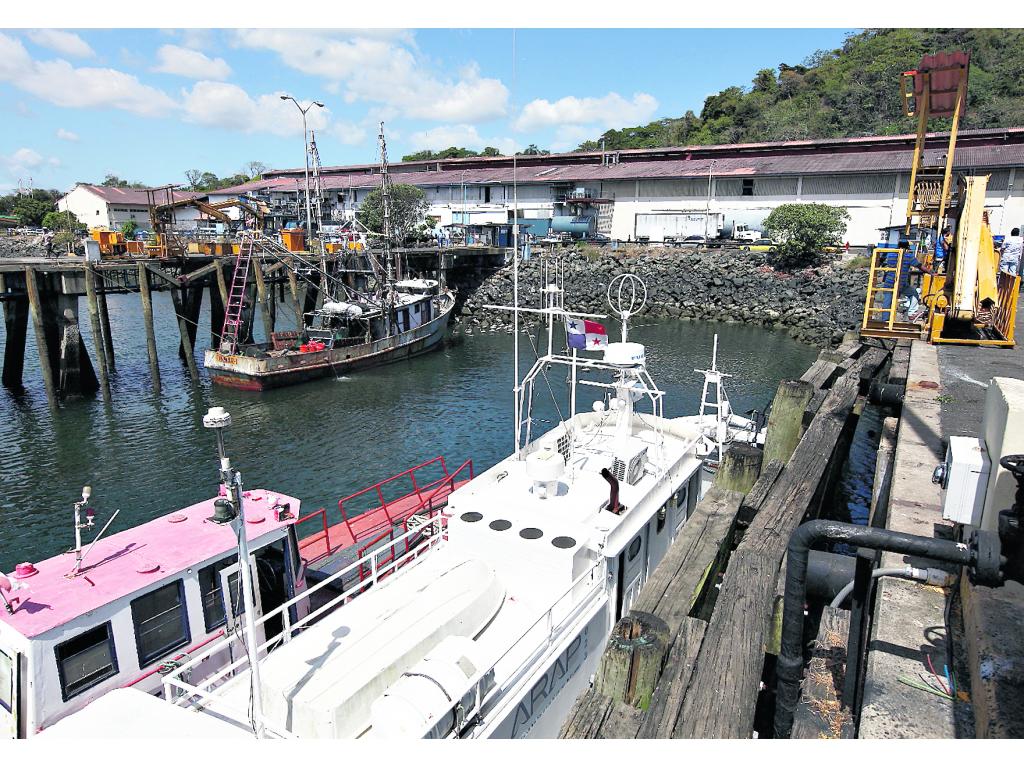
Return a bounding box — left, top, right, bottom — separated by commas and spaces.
0, 491, 305, 738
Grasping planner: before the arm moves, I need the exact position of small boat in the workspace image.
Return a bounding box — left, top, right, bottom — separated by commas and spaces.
204, 124, 455, 391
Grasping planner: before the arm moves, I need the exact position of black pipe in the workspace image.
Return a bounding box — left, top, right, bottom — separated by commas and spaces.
600, 468, 622, 513
868, 380, 905, 407
774, 519, 986, 739
805, 550, 856, 601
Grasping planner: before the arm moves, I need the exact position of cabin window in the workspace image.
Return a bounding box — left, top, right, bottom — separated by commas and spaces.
674, 486, 687, 510
627, 536, 643, 562
55, 623, 118, 701
199, 555, 240, 632
400, 308, 410, 331
656, 503, 668, 533
0, 649, 13, 713
131, 580, 191, 667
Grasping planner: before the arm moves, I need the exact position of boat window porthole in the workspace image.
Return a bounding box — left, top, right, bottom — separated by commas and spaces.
627, 536, 642, 561
551, 536, 576, 549
519, 527, 543, 540
489, 519, 512, 531
460, 512, 483, 523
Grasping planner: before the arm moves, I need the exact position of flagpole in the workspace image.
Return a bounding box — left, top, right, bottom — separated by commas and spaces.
511, 29, 521, 458
570, 348, 578, 419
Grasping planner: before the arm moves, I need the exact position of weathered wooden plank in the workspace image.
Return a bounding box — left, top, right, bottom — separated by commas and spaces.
631, 486, 742, 636
637, 617, 707, 738
675, 551, 776, 738
737, 459, 783, 528
674, 364, 863, 738
792, 607, 854, 739
559, 691, 643, 739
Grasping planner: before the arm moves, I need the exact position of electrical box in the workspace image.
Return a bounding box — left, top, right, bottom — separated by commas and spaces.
938, 436, 991, 526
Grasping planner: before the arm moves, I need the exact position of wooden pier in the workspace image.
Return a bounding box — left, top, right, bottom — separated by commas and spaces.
561, 333, 893, 739
0, 243, 505, 407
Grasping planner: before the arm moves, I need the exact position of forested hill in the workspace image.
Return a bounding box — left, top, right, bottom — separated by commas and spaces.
577, 29, 1024, 151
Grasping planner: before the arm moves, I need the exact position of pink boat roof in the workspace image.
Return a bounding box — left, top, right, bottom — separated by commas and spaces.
0, 490, 300, 640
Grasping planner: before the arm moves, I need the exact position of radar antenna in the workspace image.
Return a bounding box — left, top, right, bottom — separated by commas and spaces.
606, 273, 647, 342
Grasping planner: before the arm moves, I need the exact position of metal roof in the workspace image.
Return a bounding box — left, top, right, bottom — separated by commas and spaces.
67, 184, 199, 206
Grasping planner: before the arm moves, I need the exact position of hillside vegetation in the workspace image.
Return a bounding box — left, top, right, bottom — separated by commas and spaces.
576, 29, 1024, 151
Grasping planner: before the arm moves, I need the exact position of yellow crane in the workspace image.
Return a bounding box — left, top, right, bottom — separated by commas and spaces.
860, 52, 1019, 347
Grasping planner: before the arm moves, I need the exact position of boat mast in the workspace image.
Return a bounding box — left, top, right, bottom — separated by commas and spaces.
379, 122, 396, 332
512, 30, 521, 455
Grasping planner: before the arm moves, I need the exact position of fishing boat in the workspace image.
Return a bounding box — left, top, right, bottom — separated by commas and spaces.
203, 124, 455, 391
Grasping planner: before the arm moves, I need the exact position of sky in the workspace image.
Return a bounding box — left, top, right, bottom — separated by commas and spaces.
0, 28, 857, 194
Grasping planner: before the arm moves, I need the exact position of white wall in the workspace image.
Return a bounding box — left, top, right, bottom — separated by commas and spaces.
57, 187, 110, 229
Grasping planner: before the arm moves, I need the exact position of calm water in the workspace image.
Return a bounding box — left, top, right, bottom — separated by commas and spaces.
0, 292, 819, 570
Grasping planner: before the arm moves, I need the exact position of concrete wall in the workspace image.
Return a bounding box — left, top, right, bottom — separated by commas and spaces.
58, 187, 111, 229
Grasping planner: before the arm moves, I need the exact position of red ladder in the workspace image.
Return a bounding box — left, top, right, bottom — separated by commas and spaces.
219, 238, 254, 353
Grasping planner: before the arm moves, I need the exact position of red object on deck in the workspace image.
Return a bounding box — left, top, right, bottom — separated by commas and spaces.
296, 457, 473, 566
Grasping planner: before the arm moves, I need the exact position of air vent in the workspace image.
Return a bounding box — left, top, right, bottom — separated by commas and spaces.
612, 442, 648, 485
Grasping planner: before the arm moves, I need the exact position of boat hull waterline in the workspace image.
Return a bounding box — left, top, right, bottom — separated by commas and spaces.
204, 303, 454, 390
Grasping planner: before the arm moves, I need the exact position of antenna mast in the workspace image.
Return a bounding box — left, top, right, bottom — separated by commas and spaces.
378, 122, 396, 331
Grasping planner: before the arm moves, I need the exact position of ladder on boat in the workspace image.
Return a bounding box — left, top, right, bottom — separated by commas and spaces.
218, 237, 254, 354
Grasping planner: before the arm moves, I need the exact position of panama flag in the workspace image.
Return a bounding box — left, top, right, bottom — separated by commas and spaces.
566, 317, 608, 350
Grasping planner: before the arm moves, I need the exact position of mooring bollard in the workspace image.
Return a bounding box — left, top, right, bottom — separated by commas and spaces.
715, 443, 764, 494
595, 611, 670, 710
762, 379, 814, 466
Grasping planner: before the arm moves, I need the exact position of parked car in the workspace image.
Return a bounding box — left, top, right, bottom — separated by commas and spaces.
583, 232, 611, 245
739, 238, 777, 252
680, 234, 707, 247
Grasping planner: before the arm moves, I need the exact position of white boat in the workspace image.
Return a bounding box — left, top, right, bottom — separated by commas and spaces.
124, 270, 759, 739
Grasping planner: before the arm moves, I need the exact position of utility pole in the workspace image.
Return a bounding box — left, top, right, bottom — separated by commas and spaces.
280, 95, 325, 237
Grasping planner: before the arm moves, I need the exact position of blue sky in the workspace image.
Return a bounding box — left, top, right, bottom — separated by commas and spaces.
0, 28, 856, 193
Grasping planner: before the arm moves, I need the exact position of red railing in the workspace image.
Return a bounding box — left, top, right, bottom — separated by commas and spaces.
297, 457, 473, 568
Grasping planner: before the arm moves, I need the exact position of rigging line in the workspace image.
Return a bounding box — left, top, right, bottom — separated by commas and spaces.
520, 322, 565, 427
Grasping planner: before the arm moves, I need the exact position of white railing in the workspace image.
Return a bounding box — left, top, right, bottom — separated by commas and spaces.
419, 558, 607, 739
161, 510, 450, 737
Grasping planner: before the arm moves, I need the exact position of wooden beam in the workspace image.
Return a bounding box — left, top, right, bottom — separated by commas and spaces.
251, 259, 275, 341
95, 273, 116, 372
84, 267, 111, 402
215, 262, 229, 307
637, 617, 708, 738
170, 286, 200, 382
146, 264, 182, 287
179, 260, 223, 284
138, 264, 161, 394
674, 364, 863, 738
792, 607, 854, 739
24, 267, 57, 409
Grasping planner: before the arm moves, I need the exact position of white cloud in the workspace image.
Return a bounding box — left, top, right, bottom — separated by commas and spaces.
1, 147, 60, 182
153, 44, 231, 80
331, 122, 368, 145
550, 124, 600, 153
515, 92, 659, 132
26, 30, 94, 59
407, 124, 514, 155
0, 33, 177, 117
56, 128, 78, 142
181, 82, 330, 137
234, 29, 508, 123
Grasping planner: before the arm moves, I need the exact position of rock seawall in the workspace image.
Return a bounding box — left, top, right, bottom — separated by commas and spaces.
453, 247, 868, 346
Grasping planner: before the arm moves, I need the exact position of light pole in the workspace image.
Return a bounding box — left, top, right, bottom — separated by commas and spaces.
280, 95, 325, 236
461, 171, 467, 243
203, 406, 266, 738
705, 159, 717, 245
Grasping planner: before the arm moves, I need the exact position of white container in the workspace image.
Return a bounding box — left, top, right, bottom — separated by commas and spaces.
940, 436, 991, 526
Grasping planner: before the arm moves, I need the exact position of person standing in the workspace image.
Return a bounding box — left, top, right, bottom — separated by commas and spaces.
44, 230, 55, 260
999, 227, 1022, 278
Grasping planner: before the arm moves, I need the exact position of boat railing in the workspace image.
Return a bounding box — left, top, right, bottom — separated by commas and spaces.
161, 507, 451, 737
296, 457, 472, 567
420, 557, 607, 739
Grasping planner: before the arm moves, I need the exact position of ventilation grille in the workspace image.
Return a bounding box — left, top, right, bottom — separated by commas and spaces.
611, 445, 648, 485
556, 429, 573, 464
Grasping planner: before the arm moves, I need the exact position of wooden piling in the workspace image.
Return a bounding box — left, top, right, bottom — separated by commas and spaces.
170, 286, 200, 382
252, 258, 275, 342
0, 274, 29, 390
215, 260, 229, 307
714, 444, 763, 494
762, 379, 814, 466
95, 272, 115, 372
84, 267, 111, 402
24, 267, 57, 409
138, 263, 161, 393
209, 277, 224, 349
792, 607, 853, 739
177, 284, 203, 361
594, 612, 670, 709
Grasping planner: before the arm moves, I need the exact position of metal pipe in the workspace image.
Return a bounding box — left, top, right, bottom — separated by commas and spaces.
774, 519, 982, 739
829, 565, 928, 609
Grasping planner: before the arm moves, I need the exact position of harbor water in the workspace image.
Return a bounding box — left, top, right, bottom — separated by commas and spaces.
0, 292, 821, 570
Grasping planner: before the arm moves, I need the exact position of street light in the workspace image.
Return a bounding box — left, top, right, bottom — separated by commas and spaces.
280, 95, 325, 237
705, 160, 717, 245
203, 406, 266, 738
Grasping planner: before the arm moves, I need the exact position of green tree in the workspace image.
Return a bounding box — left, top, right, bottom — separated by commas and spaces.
120, 218, 138, 238
356, 183, 428, 243
762, 203, 849, 269
42, 210, 84, 232
9, 195, 53, 226
521, 144, 550, 156
101, 174, 147, 188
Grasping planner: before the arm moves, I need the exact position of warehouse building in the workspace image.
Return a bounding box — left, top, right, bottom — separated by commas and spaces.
57, 184, 201, 230
215, 127, 1024, 245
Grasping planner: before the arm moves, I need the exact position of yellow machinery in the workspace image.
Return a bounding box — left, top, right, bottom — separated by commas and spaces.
861, 52, 1018, 346
90, 228, 127, 257
281, 228, 306, 252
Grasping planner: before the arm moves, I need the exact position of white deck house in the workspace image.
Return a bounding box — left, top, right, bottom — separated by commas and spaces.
217, 127, 1024, 246
57, 185, 201, 230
